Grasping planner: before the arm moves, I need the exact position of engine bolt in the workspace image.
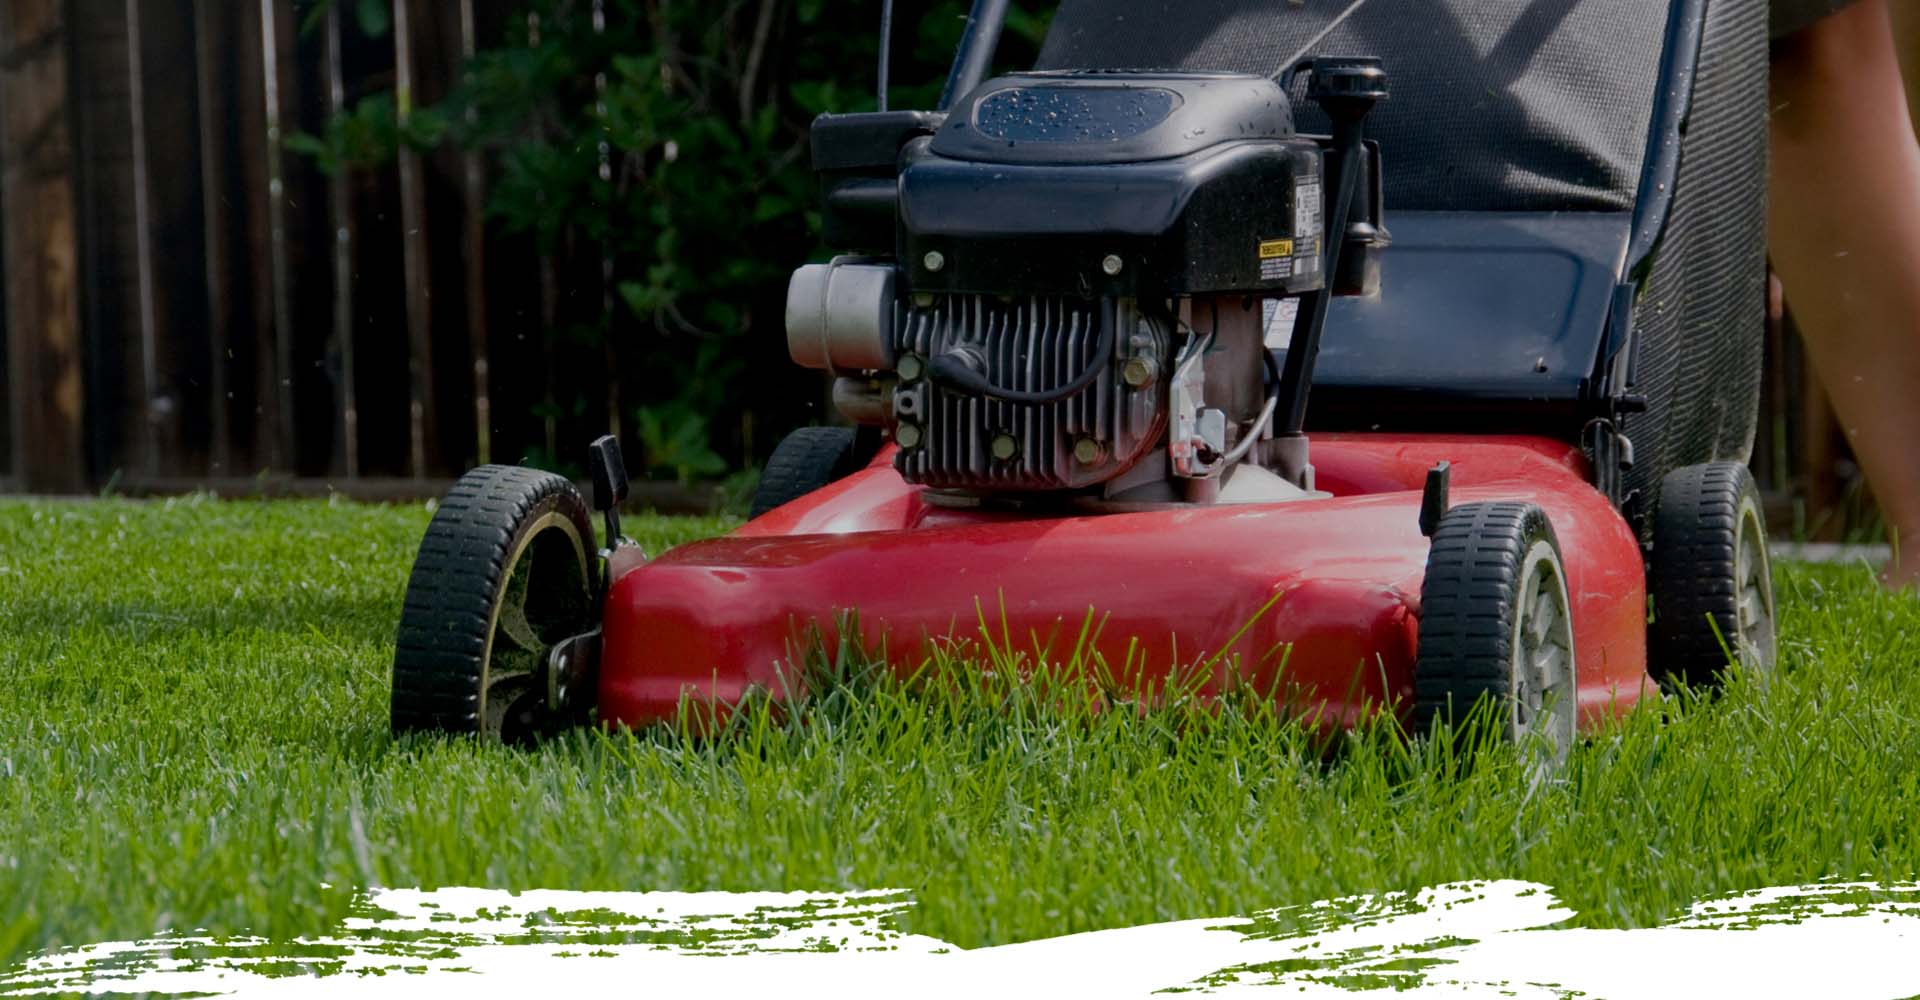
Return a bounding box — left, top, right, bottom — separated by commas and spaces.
897, 354, 924, 381
896, 422, 923, 449
991, 434, 1019, 461
1122, 356, 1158, 388
1073, 437, 1105, 465
1101, 254, 1124, 276
923, 250, 946, 273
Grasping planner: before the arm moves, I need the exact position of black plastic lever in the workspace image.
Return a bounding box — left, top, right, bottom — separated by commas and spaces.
1419, 461, 1451, 538
587, 434, 629, 549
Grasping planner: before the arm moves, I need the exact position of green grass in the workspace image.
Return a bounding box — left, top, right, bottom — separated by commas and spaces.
2, 496, 1919, 974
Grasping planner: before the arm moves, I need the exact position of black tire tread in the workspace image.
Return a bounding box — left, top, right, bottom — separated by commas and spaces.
391, 465, 594, 735
749, 426, 861, 519
1647, 462, 1762, 690
1414, 501, 1560, 735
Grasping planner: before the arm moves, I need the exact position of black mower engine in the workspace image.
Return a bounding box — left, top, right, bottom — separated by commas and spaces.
785, 60, 1388, 505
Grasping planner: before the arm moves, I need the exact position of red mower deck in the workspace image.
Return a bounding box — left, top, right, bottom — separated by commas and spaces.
598, 434, 1653, 732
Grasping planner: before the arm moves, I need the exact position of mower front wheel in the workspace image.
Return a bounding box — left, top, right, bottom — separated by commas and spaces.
1414, 501, 1578, 763
391, 465, 599, 744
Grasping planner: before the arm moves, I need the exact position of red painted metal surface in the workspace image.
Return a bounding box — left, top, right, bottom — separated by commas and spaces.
599, 434, 1652, 731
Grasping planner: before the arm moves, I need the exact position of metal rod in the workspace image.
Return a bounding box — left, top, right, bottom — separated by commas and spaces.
395, 0, 436, 479
459, 0, 490, 466
192, 0, 231, 474
595, 0, 619, 446
259, 0, 296, 470
939, 0, 1010, 110
326, 1, 359, 478
877, 0, 893, 111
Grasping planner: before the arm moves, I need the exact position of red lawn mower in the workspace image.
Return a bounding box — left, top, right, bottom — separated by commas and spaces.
390, 0, 1778, 759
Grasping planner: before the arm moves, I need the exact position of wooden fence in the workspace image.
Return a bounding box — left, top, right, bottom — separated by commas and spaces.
0, 0, 1893, 536
1, 0, 655, 501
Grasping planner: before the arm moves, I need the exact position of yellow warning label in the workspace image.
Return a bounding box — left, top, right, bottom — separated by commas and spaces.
1258, 239, 1294, 260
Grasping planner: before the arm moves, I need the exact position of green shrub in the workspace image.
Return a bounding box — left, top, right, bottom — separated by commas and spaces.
295, 0, 1047, 482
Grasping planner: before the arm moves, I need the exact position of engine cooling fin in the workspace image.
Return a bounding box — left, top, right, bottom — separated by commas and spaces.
892, 295, 1166, 491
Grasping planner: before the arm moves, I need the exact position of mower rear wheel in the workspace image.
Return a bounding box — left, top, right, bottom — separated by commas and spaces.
749, 426, 866, 518
391, 465, 598, 743
1414, 502, 1578, 763
1648, 462, 1776, 691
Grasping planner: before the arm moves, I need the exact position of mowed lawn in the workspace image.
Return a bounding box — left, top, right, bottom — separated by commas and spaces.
3, 495, 1919, 972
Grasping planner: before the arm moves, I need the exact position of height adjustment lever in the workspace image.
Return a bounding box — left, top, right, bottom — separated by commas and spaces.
1419, 461, 1452, 538
587, 434, 629, 551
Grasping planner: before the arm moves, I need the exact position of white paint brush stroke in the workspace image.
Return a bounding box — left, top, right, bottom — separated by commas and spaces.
6, 878, 1920, 998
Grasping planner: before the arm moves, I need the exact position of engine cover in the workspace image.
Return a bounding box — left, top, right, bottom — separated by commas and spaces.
891, 295, 1167, 491
897, 71, 1327, 299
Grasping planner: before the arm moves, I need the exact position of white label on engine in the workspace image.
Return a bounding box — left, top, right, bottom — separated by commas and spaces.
1295, 181, 1322, 237
1262, 298, 1300, 349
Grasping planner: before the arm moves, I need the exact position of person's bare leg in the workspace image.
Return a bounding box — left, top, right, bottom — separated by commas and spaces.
1771, 0, 1920, 588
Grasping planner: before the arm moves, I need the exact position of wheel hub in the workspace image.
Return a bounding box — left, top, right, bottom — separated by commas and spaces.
1511, 540, 1576, 758
1733, 502, 1777, 673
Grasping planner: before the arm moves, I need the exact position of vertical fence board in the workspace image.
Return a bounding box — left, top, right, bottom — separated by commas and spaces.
69, 0, 139, 483
258, 0, 295, 470
326, 5, 360, 479
123, 0, 165, 475
395, 0, 438, 479
0, 0, 88, 493
460, 0, 491, 467
539, 254, 559, 464
193, 0, 234, 474
135, 4, 216, 477
226, 0, 276, 473
417, 0, 478, 472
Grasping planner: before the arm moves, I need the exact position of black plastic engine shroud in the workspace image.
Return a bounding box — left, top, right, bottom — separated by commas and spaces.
893, 71, 1329, 298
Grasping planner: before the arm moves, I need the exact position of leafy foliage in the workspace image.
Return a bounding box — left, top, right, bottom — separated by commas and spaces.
284, 93, 447, 176
292, 0, 1048, 481
299, 0, 395, 39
